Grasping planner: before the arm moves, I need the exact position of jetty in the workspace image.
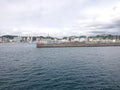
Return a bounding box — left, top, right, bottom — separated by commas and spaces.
37, 42, 120, 48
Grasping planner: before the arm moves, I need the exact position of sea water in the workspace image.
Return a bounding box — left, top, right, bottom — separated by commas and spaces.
0, 44, 120, 90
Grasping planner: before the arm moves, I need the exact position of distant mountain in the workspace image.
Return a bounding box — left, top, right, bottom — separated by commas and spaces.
2, 35, 17, 39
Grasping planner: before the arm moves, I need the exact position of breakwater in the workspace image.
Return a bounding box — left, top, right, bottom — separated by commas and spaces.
37, 42, 120, 48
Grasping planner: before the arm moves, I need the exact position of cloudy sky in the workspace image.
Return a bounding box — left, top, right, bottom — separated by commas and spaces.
0, 0, 120, 37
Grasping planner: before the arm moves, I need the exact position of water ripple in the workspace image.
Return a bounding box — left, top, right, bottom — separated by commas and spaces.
0, 44, 120, 90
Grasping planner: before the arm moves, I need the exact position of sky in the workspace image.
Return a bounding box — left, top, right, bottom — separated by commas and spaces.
0, 0, 120, 37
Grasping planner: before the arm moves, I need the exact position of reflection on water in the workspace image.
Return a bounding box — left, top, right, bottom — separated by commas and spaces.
0, 44, 120, 90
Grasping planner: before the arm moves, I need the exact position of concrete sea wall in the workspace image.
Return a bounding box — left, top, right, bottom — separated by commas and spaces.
37, 42, 120, 48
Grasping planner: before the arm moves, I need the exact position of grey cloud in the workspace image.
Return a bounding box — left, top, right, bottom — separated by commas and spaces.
90, 31, 108, 35
0, 0, 87, 28
0, 0, 120, 36
88, 21, 120, 35
86, 18, 120, 34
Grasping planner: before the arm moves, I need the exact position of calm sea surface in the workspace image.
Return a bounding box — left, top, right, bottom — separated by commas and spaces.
0, 44, 120, 90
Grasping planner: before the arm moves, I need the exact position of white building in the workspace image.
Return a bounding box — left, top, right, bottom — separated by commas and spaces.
0, 37, 2, 43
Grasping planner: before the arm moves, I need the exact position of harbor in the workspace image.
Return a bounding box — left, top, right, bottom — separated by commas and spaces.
1, 0, 120, 89
1, 35, 120, 48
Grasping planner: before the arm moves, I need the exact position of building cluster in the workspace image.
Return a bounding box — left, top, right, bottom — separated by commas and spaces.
0, 35, 120, 44
38, 35, 120, 45
0, 35, 39, 43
